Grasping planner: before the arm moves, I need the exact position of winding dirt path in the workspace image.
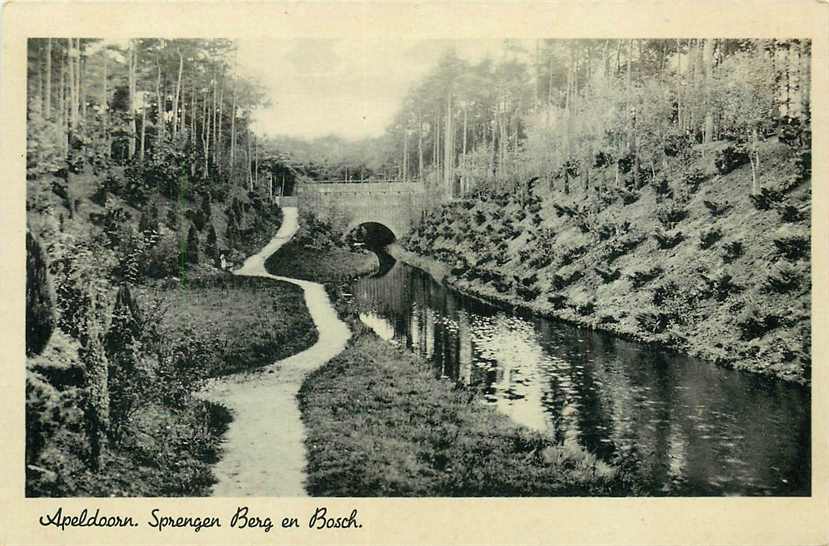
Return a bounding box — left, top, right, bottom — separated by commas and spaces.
202, 207, 351, 496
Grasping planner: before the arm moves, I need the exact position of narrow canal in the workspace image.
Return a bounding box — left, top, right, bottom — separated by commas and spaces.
350, 252, 811, 496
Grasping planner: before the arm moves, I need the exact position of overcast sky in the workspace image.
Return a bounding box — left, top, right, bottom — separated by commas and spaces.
236, 39, 519, 141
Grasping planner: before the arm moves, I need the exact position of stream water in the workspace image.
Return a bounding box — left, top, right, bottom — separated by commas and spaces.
350, 253, 811, 496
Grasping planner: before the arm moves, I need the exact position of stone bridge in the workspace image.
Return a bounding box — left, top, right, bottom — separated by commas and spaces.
296, 181, 428, 239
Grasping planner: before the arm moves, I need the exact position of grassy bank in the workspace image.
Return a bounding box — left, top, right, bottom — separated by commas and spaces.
298, 324, 632, 496
264, 212, 378, 282
137, 275, 318, 377
403, 139, 811, 383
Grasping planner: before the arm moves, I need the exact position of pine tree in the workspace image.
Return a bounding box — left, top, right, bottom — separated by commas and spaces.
186, 223, 200, 264
26, 229, 54, 356
206, 223, 219, 265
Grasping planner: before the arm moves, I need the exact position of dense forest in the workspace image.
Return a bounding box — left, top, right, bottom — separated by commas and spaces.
24, 38, 298, 495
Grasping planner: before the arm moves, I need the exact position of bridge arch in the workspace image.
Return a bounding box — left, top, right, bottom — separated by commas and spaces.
297, 181, 427, 238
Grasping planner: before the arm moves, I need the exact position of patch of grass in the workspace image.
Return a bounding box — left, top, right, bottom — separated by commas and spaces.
299, 329, 628, 496
138, 275, 318, 377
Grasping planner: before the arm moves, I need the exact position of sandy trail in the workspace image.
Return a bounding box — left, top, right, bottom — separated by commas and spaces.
201, 207, 350, 496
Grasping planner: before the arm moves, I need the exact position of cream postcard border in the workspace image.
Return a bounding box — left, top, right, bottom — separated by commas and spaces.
0, 1, 826, 545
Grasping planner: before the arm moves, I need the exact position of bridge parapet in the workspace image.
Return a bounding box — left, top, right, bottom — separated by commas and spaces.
296, 181, 427, 238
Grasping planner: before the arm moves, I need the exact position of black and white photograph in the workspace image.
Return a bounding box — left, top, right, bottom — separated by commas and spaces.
23, 35, 812, 500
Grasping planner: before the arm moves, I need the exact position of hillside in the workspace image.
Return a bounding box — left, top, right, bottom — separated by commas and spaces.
402, 139, 811, 383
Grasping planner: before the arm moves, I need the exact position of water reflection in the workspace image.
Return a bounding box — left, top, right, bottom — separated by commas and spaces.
352, 256, 811, 496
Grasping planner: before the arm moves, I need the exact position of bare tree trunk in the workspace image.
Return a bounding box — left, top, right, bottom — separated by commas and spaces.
80, 50, 86, 123
418, 113, 423, 179
59, 53, 66, 156
67, 39, 76, 131
44, 38, 52, 119
155, 57, 164, 146
172, 49, 183, 137
102, 50, 109, 158
402, 124, 408, 182
139, 94, 146, 161
217, 69, 225, 172
128, 41, 137, 159
230, 72, 237, 181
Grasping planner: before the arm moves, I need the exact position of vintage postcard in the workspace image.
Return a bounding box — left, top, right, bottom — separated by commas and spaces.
1, 1, 826, 545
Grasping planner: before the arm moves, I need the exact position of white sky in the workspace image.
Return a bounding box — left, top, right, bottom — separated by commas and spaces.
236, 39, 524, 141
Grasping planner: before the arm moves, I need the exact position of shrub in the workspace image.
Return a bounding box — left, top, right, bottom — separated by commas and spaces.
26, 230, 54, 356
144, 235, 182, 279
603, 231, 645, 263
552, 269, 583, 290
651, 280, 678, 306
547, 293, 568, 309
594, 266, 620, 283
627, 266, 663, 289
559, 244, 588, 266
703, 199, 732, 217
721, 240, 744, 263
749, 186, 785, 210
517, 284, 541, 302
617, 188, 641, 205
699, 227, 723, 249
714, 144, 749, 175
682, 167, 706, 193
773, 227, 809, 260
104, 284, 143, 442
205, 224, 220, 265
702, 269, 742, 301
764, 262, 802, 293
186, 224, 200, 265
573, 298, 596, 316
777, 203, 804, 223
651, 178, 672, 197
593, 150, 613, 168
653, 229, 684, 249
635, 310, 671, 334
655, 203, 688, 229
737, 304, 782, 340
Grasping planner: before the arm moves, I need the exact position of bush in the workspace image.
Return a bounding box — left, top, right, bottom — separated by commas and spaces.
617, 188, 641, 205
185, 225, 200, 265
653, 229, 684, 249
602, 231, 645, 263
552, 269, 583, 290
635, 310, 671, 334
627, 266, 663, 289
651, 280, 678, 306
655, 203, 688, 229
777, 203, 804, 223
205, 224, 219, 265
682, 167, 706, 193
721, 240, 744, 263
773, 227, 809, 260
26, 230, 54, 356
573, 298, 596, 316
764, 262, 802, 293
104, 284, 143, 443
144, 235, 182, 279
698, 227, 723, 249
594, 266, 620, 283
749, 186, 785, 210
559, 244, 588, 266
702, 269, 742, 301
703, 199, 732, 217
737, 304, 782, 340
714, 144, 749, 175
651, 178, 672, 197
547, 293, 568, 310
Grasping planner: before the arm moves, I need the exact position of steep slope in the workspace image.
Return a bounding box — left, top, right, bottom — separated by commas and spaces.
403, 139, 810, 383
